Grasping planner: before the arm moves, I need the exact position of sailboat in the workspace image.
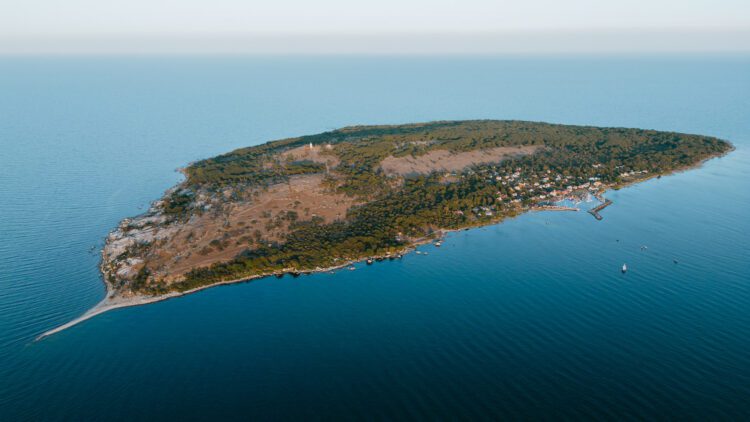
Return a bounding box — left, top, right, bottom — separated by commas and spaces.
621, 264, 628, 273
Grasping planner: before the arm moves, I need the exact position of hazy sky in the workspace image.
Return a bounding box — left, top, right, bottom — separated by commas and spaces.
2, 0, 749, 54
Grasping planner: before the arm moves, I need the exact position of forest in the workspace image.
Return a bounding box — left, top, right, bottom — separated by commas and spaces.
142, 121, 731, 292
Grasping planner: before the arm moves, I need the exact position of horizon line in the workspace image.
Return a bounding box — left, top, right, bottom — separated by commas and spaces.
2, 29, 749, 55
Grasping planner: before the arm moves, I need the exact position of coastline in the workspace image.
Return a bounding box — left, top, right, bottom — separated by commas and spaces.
35, 240, 434, 341
36, 145, 734, 341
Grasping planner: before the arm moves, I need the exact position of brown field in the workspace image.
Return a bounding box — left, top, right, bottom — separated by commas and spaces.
147, 174, 355, 282
380, 145, 540, 176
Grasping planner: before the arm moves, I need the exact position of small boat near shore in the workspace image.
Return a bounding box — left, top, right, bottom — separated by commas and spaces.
622, 264, 628, 273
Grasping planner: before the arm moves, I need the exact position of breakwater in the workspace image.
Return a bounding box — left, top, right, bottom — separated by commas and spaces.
588, 199, 613, 220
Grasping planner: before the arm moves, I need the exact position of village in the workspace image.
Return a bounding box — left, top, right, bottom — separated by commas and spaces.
460, 162, 649, 219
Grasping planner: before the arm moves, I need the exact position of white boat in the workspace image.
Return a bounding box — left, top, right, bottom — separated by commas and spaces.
621, 264, 628, 273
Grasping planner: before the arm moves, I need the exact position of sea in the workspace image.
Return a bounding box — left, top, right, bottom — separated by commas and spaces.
1, 56, 749, 420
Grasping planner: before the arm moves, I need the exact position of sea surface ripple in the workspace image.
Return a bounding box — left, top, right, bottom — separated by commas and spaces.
1, 56, 749, 419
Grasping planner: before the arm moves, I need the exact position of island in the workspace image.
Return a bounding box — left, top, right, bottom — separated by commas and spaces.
38, 120, 732, 338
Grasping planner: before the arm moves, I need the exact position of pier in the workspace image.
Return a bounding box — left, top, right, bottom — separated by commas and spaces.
531, 205, 579, 212
588, 199, 613, 220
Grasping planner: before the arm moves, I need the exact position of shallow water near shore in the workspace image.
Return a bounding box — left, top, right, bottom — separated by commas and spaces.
1, 56, 749, 419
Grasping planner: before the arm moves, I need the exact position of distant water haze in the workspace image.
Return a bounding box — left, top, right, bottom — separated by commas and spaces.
3, 29, 750, 55
2, 0, 749, 54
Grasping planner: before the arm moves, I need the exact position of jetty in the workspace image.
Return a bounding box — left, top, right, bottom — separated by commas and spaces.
588, 199, 613, 220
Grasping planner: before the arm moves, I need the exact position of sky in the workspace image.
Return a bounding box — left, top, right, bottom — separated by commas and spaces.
2, 0, 749, 54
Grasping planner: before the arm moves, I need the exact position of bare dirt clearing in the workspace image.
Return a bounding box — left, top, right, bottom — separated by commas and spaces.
380, 145, 541, 176
280, 144, 339, 167
144, 174, 355, 282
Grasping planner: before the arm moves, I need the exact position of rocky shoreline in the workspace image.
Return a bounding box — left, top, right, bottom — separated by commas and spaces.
37, 228, 444, 340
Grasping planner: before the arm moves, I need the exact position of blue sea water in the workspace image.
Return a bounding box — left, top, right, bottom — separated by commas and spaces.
1, 56, 749, 420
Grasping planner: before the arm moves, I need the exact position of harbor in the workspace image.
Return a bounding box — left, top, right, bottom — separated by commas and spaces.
531, 205, 580, 212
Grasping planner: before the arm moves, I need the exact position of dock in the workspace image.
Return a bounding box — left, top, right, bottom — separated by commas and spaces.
588, 199, 613, 220
531, 205, 579, 212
